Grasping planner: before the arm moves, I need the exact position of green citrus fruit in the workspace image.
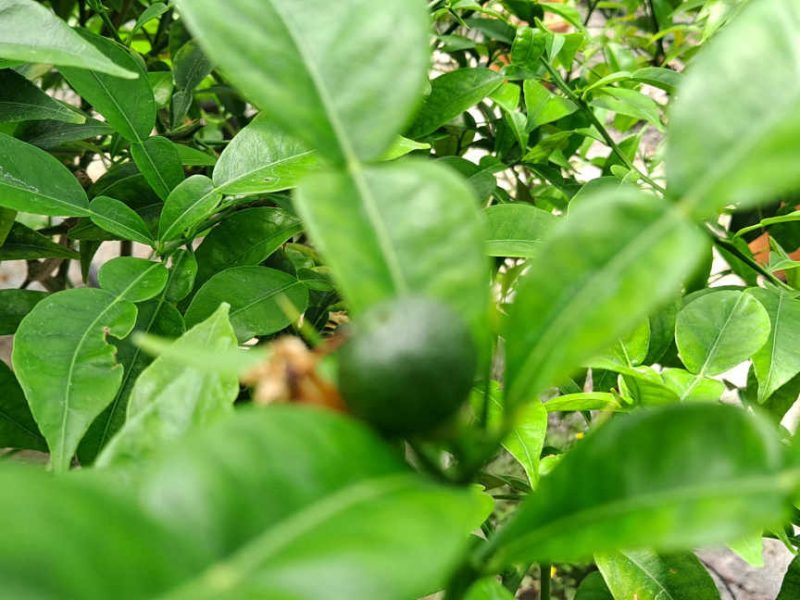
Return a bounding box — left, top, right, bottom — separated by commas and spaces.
337, 296, 477, 436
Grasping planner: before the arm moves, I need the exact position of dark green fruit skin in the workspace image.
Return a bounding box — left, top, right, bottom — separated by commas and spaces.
337, 296, 477, 437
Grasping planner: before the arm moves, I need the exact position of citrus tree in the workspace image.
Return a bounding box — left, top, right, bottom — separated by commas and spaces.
1, 0, 800, 597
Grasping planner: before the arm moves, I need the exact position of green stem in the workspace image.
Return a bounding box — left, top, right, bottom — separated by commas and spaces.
540, 563, 552, 600
538, 58, 665, 194
645, 0, 666, 64
708, 229, 792, 291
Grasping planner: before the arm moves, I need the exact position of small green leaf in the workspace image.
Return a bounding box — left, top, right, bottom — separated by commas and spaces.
173, 0, 430, 163
98, 257, 169, 303
212, 115, 317, 196
194, 207, 302, 288
464, 578, 515, 600
675, 290, 770, 377
60, 31, 155, 143
407, 68, 504, 138
97, 305, 238, 468
158, 175, 222, 242
485, 404, 789, 567
0, 0, 136, 78
0, 361, 45, 451
0, 132, 89, 216
595, 550, 718, 600
130, 2, 169, 36
485, 203, 556, 258
89, 195, 154, 245
0, 222, 79, 260
778, 554, 800, 600
667, 0, 800, 216
131, 136, 184, 200
0, 69, 83, 124
503, 399, 547, 488
574, 572, 613, 600
524, 79, 578, 130
185, 266, 308, 342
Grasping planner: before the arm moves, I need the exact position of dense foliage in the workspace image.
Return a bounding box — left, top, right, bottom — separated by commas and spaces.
1, 0, 800, 597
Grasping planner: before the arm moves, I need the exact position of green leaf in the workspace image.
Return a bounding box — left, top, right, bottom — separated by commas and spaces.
574, 572, 613, 600
667, 0, 800, 216
194, 207, 302, 288
130, 2, 169, 36
16, 117, 112, 149
185, 266, 308, 342
173, 40, 212, 91
407, 68, 504, 138
747, 287, 800, 403
661, 368, 725, 403
158, 175, 222, 243
0, 206, 13, 245
137, 407, 486, 599
131, 136, 184, 200
294, 160, 490, 343
505, 187, 706, 405
60, 31, 155, 142
464, 578, 515, 600
778, 554, 800, 600
0, 132, 89, 216
213, 116, 317, 196
98, 257, 169, 303
524, 79, 578, 130
591, 88, 662, 130
595, 550, 718, 600
484, 404, 789, 567
97, 305, 238, 468
0, 0, 136, 78
0, 361, 45, 451
503, 399, 547, 488
12, 287, 138, 472
173, 0, 430, 163
0, 69, 83, 123
88, 195, 154, 245
544, 392, 621, 412
485, 203, 556, 258
0, 289, 45, 334
0, 221, 79, 259
675, 290, 770, 377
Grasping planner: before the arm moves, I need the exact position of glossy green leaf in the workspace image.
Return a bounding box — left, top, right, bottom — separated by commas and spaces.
407, 68, 504, 138
0, 361, 45, 451
88, 195, 154, 245
595, 550, 718, 600
0, 132, 89, 216
12, 287, 138, 472
194, 207, 302, 288
747, 287, 800, 403
0, 0, 136, 78
661, 368, 725, 403
158, 175, 222, 242
213, 116, 316, 196
97, 305, 238, 468
675, 290, 770, 377
173, 0, 430, 163
484, 404, 789, 567
294, 160, 489, 342
17, 117, 112, 149
778, 554, 800, 600
524, 79, 578, 130
505, 187, 706, 406
0, 289, 45, 334
185, 266, 308, 342
98, 257, 169, 303
667, 0, 800, 216
0, 69, 83, 123
503, 399, 547, 488
485, 203, 556, 258
137, 407, 486, 600
60, 31, 155, 142
574, 572, 613, 600
131, 136, 184, 200
163, 249, 198, 303
0, 221, 79, 259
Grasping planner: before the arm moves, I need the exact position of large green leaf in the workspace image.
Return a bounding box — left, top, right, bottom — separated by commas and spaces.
97, 305, 238, 468
88, 195, 154, 246
748, 287, 800, 403
0, 222, 79, 259
194, 207, 302, 288
504, 187, 706, 405
185, 266, 308, 342
0, 361, 45, 451
778, 554, 800, 600
12, 288, 137, 472
0, 132, 89, 216
173, 0, 430, 163
406, 68, 504, 138
675, 290, 770, 376
60, 31, 155, 143
130, 136, 184, 200
138, 407, 486, 599
0, 0, 135, 78
485, 203, 556, 258
483, 404, 789, 567
0, 69, 83, 123
595, 550, 718, 600
667, 0, 800, 216
294, 160, 489, 342
158, 175, 222, 243
213, 115, 317, 195
574, 572, 613, 600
